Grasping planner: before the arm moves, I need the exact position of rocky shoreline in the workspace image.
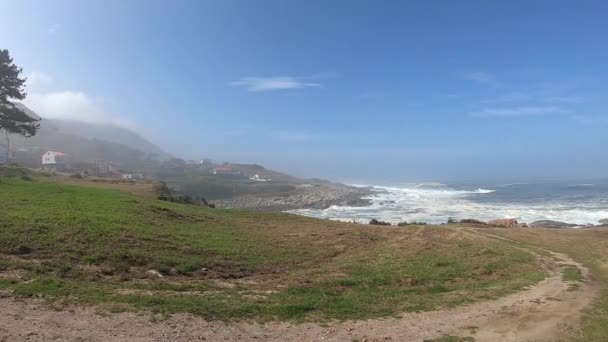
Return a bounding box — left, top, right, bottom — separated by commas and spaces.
212, 184, 373, 211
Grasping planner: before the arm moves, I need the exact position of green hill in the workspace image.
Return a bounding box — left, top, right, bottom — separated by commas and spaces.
0, 173, 545, 321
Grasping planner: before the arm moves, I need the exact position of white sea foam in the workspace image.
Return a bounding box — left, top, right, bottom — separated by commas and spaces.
290, 184, 608, 226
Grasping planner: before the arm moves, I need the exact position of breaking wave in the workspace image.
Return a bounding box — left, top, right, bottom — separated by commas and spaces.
290, 183, 608, 226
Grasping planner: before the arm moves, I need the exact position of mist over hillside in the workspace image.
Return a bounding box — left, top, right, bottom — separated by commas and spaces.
48, 119, 168, 158
8, 104, 170, 169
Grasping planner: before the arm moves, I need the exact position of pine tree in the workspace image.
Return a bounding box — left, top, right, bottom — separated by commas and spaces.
0, 49, 40, 162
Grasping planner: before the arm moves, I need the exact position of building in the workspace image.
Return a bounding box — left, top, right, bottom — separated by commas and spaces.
249, 174, 268, 182
41, 151, 66, 171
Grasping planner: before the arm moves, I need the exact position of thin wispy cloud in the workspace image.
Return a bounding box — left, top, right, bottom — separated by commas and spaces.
231, 76, 321, 92
463, 71, 499, 86
48, 23, 61, 35
481, 91, 532, 104
471, 106, 567, 117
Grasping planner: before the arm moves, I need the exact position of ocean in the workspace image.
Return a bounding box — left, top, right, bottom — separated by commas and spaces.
290, 180, 608, 226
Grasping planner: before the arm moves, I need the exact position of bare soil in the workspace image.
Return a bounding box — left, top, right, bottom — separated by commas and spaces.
0, 235, 598, 342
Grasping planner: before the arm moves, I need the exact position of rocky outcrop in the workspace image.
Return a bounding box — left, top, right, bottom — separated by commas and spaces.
530, 220, 579, 229
212, 184, 372, 211
460, 219, 487, 225
369, 219, 391, 226
488, 218, 519, 228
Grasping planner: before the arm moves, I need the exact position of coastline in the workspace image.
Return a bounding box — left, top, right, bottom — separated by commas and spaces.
212, 183, 373, 211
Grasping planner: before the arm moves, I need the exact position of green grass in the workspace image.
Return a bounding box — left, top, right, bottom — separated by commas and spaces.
0, 176, 546, 321
563, 265, 584, 282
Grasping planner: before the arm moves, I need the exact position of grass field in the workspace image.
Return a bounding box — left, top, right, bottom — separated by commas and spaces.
0, 171, 546, 321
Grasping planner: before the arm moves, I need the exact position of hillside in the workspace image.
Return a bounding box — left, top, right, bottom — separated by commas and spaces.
7, 103, 170, 169
48, 119, 168, 158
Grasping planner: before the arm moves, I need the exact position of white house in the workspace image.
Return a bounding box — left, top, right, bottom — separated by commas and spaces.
249, 174, 268, 182
41, 151, 66, 171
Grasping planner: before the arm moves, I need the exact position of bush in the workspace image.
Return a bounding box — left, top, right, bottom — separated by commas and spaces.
369, 219, 391, 226
459, 219, 486, 225
398, 221, 427, 226
70, 173, 83, 179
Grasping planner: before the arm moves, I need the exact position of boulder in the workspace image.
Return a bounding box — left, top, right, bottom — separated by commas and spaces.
369, 219, 391, 226
488, 218, 519, 228
459, 219, 487, 225
530, 220, 578, 229
145, 269, 163, 279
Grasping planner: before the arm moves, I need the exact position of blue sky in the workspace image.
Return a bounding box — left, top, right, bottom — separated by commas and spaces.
2, 0, 608, 182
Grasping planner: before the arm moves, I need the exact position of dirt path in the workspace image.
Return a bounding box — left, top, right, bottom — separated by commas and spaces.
0, 238, 599, 342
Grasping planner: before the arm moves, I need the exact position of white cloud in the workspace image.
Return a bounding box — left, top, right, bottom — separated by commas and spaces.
471, 106, 567, 117
276, 131, 313, 142
463, 71, 499, 86
22, 91, 129, 126
48, 23, 61, 35
231, 76, 321, 92
543, 96, 585, 104
25, 71, 53, 92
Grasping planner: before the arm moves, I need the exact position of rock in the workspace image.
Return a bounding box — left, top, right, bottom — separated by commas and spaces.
599, 219, 608, 225
145, 270, 163, 279
459, 219, 486, 225
100, 266, 115, 276
369, 219, 391, 226
488, 218, 519, 228
530, 220, 578, 229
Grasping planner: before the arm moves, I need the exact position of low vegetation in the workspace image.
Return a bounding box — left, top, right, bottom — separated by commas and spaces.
0, 174, 548, 321
481, 228, 608, 341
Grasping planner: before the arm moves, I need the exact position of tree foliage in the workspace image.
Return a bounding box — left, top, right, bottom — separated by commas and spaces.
0, 49, 39, 138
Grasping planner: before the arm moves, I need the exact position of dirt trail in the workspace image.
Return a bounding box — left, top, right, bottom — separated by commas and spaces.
0, 236, 599, 342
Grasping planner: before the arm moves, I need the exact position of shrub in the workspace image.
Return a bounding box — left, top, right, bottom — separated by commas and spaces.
369, 219, 391, 226
459, 219, 486, 225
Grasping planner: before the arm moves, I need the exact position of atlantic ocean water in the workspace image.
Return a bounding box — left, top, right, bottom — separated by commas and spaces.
291, 180, 608, 226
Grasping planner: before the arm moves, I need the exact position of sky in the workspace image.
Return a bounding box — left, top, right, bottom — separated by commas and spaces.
2, 0, 608, 182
